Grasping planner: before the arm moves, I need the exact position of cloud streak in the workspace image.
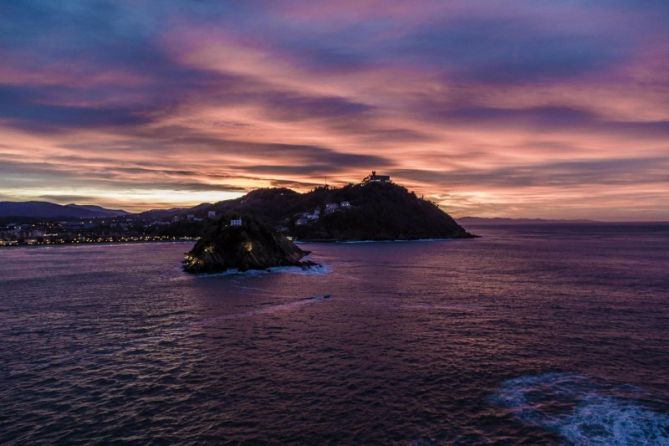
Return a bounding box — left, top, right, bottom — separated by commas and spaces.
1, 0, 668, 219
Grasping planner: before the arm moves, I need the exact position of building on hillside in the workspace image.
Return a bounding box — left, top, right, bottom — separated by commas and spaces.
325, 203, 339, 214
207, 211, 217, 219
230, 218, 242, 227
362, 170, 391, 184
306, 209, 320, 220
295, 208, 320, 225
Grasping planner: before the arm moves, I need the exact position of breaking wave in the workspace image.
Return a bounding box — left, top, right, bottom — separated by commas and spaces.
491, 372, 669, 445
195, 264, 331, 277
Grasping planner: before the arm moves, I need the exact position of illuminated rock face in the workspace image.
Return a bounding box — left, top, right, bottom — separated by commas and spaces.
183, 218, 312, 274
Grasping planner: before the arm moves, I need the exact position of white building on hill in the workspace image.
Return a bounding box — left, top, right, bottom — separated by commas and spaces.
363, 171, 391, 184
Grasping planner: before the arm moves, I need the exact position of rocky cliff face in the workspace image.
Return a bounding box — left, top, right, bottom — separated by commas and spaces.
183, 218, 312, 274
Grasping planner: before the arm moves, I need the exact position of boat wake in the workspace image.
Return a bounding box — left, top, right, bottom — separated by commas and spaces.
490, 372, 669, 445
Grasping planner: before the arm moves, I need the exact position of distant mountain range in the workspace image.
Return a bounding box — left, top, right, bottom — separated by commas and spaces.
136, 202, 213, 221
0, 201, 129, 219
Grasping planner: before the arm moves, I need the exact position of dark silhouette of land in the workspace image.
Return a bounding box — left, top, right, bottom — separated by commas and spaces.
184, 217, 314, 273
1, 174, 474, 245
0, 201, 128, 219
179, 180, 473, 241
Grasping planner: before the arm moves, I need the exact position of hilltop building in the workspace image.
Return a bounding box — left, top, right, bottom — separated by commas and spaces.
363, 171, 391, 184
230, 218, 243, 227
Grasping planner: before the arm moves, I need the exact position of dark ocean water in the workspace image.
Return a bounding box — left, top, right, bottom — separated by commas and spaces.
1, 223, 668, 445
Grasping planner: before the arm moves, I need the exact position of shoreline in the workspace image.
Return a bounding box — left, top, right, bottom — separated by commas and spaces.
1, 234, 479, 249
0, 238, 197, 249
296, 234, 479, 243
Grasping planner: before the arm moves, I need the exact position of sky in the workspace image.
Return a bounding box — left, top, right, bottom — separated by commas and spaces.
1, 1, 668, 220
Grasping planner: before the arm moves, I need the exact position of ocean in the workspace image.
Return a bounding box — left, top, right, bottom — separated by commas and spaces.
1, 223, 668, 445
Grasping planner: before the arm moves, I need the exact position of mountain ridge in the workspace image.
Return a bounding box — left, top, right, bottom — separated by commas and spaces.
0, 201, 129, 219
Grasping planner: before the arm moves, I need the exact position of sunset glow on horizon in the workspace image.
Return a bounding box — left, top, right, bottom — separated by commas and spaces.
1, 1, 669, 219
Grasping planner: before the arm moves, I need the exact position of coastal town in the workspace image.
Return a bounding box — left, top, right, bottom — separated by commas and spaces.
0, 199, 356, 247
0, 204, 230, 247
0, 217, 201, 247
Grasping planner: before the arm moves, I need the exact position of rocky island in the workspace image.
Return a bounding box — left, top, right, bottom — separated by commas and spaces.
182, 173, 474, 273
183, 217, 315, 274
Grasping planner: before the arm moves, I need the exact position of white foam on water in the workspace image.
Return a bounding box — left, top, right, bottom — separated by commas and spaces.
557, 395, 669, 446
192, 264, 331, 278
269, 264, 331, 275
491, 372, 669, 446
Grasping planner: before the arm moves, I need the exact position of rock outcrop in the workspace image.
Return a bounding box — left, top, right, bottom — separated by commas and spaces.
183, 217, 313, 274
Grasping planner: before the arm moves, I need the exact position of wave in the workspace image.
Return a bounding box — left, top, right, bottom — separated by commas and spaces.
490, 372, 669, 445
193, 264, 331, 278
